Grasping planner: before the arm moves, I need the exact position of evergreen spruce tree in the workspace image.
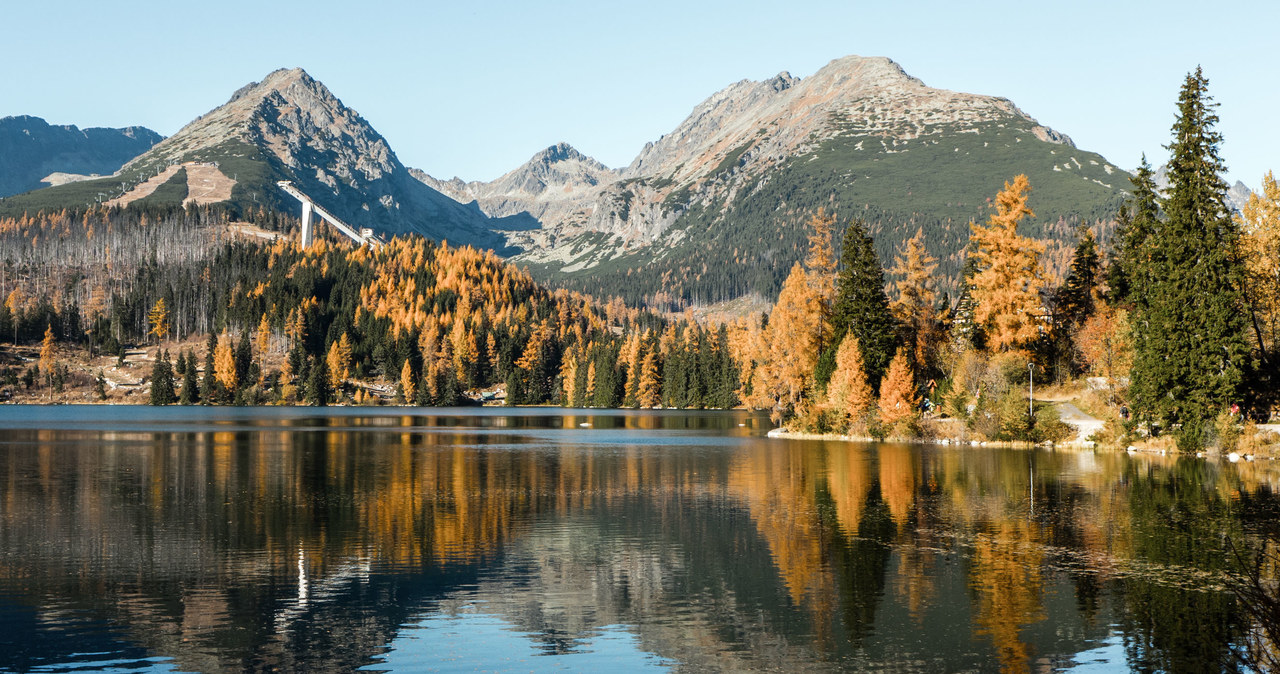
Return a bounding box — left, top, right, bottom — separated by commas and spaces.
1130, 68, 1250, 449
830, 219, 898, 391
179, 349, 199, 405
951, 251, 986, 350
149, 350, 176, 406
201, 332, 219, 405
1057, 229, 1100, 330
94, 370, 108, 401
235, 330, 254, 389
305, 355, 332, 407
1109, 158, 1161, 308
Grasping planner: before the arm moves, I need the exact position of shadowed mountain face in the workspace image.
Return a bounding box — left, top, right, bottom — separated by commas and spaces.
417, 55, 1130, 306
1, 70, 504, 250
0, 116, 162, 197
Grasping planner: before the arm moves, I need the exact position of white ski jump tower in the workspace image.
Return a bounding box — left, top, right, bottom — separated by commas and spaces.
276, 181, 382, 249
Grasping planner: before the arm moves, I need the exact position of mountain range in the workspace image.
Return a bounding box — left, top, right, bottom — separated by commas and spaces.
3, 57, 1250, 307
0, 69, 504, 250
0, 116, 162, 198
418, 56, 1137, 303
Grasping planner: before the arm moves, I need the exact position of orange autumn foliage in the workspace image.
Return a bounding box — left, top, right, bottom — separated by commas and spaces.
878, 347, 918, 432
969, 175, 1047, 352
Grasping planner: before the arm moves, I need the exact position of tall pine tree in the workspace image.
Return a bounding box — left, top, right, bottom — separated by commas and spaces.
1108, 157, 1161, 308
830, 219, 898, 391
1130, 68, 1249, 449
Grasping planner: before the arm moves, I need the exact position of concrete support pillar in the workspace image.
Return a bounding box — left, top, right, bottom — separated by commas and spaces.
300, 200, 314, 248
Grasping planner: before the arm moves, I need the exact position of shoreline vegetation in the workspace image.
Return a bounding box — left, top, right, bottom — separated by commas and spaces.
0, 69, 1277, 465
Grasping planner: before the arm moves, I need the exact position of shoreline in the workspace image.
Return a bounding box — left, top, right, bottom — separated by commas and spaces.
765, 427, 1280, 463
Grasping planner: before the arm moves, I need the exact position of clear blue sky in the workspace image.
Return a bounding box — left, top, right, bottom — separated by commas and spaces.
4, 0, 1275, 187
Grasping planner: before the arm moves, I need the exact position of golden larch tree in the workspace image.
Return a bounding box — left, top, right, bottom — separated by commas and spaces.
891, 227, 940, 371
805, 208, 838, 352
878, 346, 919, 433
637, 349, 662, 408
39, 324, 57, 389
762, 263, 823, 416
147, 298, 170, 343
585, 359, 597, 403
213, 334, 237, 391
400, 360, 417, 403
1240, 171, 1280, 364
825, 334, 875, 433
560, 350, 578, 406
969, 175, 1046, 352
256, 313, 272, 356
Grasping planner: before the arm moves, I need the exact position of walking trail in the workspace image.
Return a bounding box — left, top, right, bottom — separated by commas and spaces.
1053, 401, 1105, 443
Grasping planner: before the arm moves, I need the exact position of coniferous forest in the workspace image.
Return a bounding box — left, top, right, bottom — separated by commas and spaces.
0, 69, 1276, 454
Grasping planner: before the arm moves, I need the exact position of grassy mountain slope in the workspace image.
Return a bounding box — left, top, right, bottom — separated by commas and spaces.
528, 112, 1126, 307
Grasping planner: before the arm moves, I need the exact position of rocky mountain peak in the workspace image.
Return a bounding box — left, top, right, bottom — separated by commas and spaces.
767, 72, 798, 93
535, 142, 583, 164
625, 54, 1068, 181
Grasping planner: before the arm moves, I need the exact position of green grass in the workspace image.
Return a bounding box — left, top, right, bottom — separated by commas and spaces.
139, 168, 188, 207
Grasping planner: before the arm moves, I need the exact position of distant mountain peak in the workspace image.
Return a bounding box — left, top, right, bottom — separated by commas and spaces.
534, 142, 587, 165
0, 115, 162, 197
767, 72, 798, 93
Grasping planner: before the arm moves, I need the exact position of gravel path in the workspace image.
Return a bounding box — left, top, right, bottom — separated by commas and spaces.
1054, 401, 1106, 442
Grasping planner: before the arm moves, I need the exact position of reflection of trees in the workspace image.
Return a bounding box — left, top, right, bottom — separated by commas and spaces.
1118, 458, 1247, 673
969, 520, 1046, 674
1, 417, 1279, 672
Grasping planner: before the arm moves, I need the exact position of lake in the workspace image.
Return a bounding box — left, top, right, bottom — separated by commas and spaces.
0, 406, 1275, 672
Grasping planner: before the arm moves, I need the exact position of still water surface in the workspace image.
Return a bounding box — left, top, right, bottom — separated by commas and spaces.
0, 406, 1276, 672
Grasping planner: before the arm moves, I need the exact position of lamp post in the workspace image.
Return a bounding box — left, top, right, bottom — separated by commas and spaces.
1028, 362, 1035, 421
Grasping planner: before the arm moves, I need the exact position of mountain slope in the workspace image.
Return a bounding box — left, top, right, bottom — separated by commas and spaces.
0, 116, 162, 197
412, 142, 618, 232
0, 69, 502, 249
425, 56, 1130, 306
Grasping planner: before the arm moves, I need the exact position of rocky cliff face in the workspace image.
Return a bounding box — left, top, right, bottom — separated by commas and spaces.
412, 142, 618, 233
0, 116, 161, 197
1152, 163, 1253, 213
119, 68, 500, 247
419, 55, 1126, 305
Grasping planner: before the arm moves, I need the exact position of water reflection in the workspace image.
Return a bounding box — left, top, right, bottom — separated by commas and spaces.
0, 407, 1275, 672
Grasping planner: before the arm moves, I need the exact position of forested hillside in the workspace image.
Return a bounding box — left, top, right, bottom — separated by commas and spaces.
0, 203, 737, 409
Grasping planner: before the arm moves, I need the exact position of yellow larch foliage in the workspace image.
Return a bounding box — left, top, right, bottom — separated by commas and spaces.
761, 263, 823, 416
213, 334, 237, 391
805, 208, 837, 351
585, 359, 597, 402
877, 346, 919, 432
516, 319, 551, 372
622, 331, 644, 403
825, 334, 874, 432
39, 324, 57, 379
891, 227, 940, 370
147, 298, 169, 343
1076, 301, 1133, 383
560, 350, 578, 406
637, 349, 662, 408
400, 360, 417, 403
327, 334, 352, 384
969, 175, 1046, 352
256, 313, 272, 356
1240, 171, 1280, 359
450, 318, 476, 383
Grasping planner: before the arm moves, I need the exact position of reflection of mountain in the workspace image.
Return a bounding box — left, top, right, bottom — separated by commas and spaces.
0, 412, 1269, 671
